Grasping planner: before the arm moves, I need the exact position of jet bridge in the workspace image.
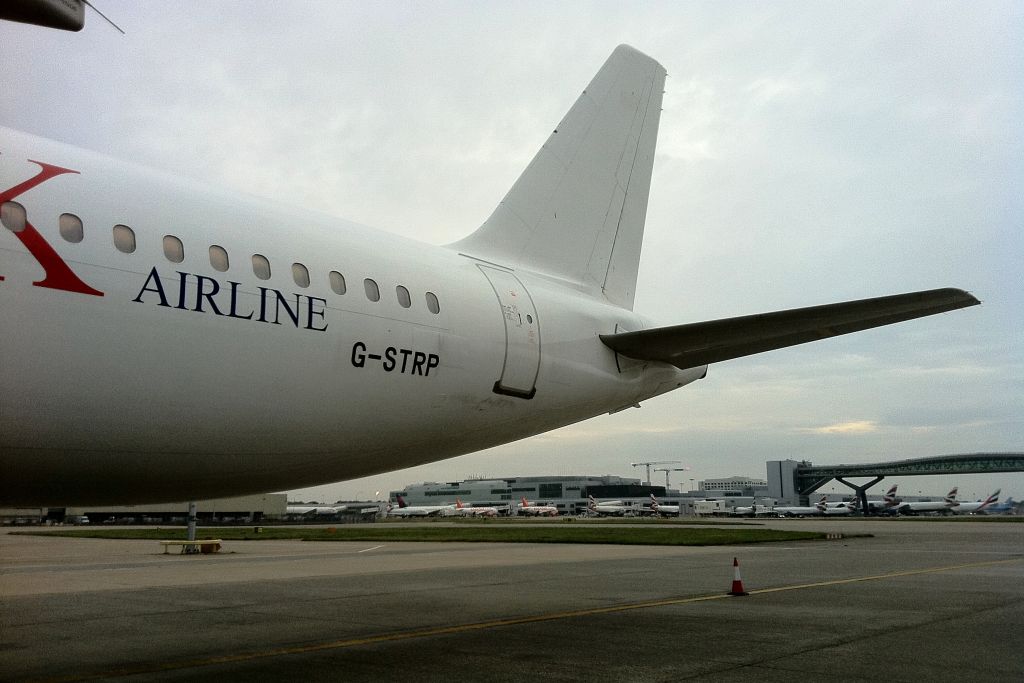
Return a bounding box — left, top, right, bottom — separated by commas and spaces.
772, 453, 1024, 514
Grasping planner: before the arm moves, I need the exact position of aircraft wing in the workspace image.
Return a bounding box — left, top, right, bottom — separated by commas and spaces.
600, 288, 979, 370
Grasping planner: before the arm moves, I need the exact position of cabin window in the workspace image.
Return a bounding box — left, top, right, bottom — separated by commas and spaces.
364, 278, 380, 302
252, 254, 271, 280
209, 245, 229, 272
163, 235, 184, 263
396, 285, 411, 308
0, 201, 26, 232
292, 262, 310, 288
425, 291, 440, 314
113, 225, 136, 253
329, 270, 346, 295
59, 213, 84, 243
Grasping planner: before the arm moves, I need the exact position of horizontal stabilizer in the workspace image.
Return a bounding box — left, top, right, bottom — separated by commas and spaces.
600, 288, 979, 369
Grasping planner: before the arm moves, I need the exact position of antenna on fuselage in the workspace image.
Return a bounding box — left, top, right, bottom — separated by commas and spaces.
0, 1, 124, 34
83, 1, 125, 34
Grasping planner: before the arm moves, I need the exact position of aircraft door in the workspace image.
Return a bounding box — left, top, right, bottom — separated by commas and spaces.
478, 265, 540, 399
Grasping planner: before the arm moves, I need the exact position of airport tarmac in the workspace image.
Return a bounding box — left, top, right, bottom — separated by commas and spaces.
1, 519, 1022, 682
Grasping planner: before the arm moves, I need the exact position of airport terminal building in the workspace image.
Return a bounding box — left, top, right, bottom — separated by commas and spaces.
392, 475, 670, 514
699, 476, 769, 497
391, 464, 849, 515
390, 475, 774, 515
1, 493, 288, 525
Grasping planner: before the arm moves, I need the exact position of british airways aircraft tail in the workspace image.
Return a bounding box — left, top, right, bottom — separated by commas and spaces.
451, 45, 664, 310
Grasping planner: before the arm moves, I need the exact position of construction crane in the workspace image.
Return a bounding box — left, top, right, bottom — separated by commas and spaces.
631, 461, 680, 487
654, 466, 691, 490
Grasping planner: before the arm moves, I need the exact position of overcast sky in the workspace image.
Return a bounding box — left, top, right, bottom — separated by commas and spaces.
3, 1, 1021, 502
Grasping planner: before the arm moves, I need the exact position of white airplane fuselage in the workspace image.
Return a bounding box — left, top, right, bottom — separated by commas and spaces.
286, 506, 344, 516
951, 491, 999, 514
454, 507, 498, 518
519, 499, 559, 516
1, 44, 979, 508
0, 129, 698, 505
588, 496, 629, 515
774, 505, 822, 517
590, 504, 628, 516
898, 501, 954, 514
387, 507, 443, 518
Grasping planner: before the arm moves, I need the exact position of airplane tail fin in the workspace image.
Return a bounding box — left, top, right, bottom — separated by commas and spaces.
884, 485, 899, 505
450, 45, 666, 310
945, 487, 959, 503
396, 495, 408, 508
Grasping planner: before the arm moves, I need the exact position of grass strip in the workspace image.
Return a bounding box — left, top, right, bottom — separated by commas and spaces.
439, 517, 757, 526
12, 526, 824, 545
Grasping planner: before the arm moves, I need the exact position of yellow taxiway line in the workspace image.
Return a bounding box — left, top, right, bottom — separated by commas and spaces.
37, 556, 1023, 683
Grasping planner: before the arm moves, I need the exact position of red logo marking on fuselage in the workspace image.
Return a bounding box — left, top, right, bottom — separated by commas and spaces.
0, 160, 103, 296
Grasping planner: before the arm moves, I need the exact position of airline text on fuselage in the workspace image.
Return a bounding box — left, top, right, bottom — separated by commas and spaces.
132, 267, 328, 331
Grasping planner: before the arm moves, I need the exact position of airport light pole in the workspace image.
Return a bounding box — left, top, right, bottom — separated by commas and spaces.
186, 501, 197, 553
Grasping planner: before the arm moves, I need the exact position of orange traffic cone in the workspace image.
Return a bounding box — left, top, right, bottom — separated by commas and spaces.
728, 557, 749, 596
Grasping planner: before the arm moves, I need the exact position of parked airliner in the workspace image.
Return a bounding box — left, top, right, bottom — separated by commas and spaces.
818, 499, 857, 516
865, 485, 901, 514
286, 505, 346, 517
588, 495, 629, 516
518, 498, 559, 517
385, 495, 453, 518
896, 488, 959, 515
774, 496, 828, 517
951, 490, 1000, 515
729, 504, 773, 517
982, 497, 1016, 515
0, 40, 978, 506
649, 495, 681, 516
453, 498, 499, 517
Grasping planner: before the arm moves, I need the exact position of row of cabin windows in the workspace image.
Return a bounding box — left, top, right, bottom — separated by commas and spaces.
0, 203, 441, 314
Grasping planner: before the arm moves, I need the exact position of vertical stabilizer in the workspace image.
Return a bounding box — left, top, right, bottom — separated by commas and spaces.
451, 45, 666, 310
